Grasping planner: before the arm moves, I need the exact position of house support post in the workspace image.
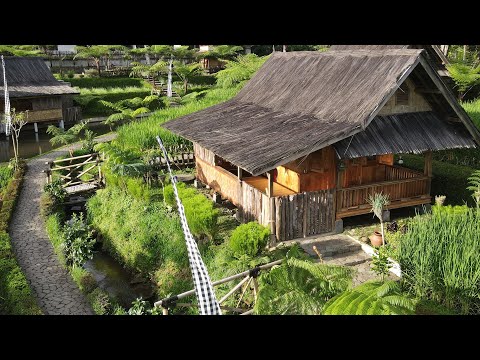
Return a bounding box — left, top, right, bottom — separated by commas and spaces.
33, 122, 38, 133
266, 171, 273, 198
424, 150, 432, 195
59, 119, 65, 129
334, 165, 344, 234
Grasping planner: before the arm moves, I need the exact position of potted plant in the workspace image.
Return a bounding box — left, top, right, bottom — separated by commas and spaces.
367, 192, 390, 247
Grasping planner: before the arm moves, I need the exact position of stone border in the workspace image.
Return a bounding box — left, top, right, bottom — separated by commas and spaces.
345, 235, 402, 277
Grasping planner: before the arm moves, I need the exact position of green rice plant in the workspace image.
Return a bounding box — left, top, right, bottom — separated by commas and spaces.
323, 280, 415, 315
398, 208, 480, 314
0, 165, 13, 192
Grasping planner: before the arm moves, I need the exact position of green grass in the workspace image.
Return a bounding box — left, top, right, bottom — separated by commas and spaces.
0, 165, 13, 193
463, 99, 480, 129
64, 77, 149, 89
398, 207, 480, 314
113, 85, 241, 152
77, 86, 151, 96
0, 163, 42, 314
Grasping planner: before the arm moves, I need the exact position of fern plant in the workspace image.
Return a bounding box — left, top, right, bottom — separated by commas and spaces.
254, 245, 354, 315
323, 280, 415, 315
99, 94, 159, 129
467, 170, 480, 208
447, 63, 480, 100
215, 54, 269, 88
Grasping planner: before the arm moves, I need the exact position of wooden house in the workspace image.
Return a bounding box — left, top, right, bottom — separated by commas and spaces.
163, 49, 480, 242
0, 56, 80, 132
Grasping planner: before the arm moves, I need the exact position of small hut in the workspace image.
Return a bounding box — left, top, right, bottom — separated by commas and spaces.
163, 49, 480, 242
0, 56, 80, 132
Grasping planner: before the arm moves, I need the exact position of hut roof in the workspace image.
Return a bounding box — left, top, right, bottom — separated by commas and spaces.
333, 111, 476, 159
0, 57, 79, 98
163, 49, 479, 176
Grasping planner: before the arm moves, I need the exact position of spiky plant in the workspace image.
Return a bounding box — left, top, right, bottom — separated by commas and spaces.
323, 280, 415, 315
367, 192, 390, 246
99, 95, 157, 130
215, 54, 269, 88
447, 63, 480, 100
46, 120, 89, 156
254, 245, 354, 315
467, 170, 480, 208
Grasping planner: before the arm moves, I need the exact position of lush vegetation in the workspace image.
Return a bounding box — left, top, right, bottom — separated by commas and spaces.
254, 245, 353, 315
401, 154, 475, 206
323, 281, 415, 315
398, 205, 480, 314
65, 77, 147, 89
0, 162, 42, 314
229, 222, 270, 257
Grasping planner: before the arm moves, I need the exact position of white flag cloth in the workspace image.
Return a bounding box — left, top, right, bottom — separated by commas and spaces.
1, 55, 11, 136
156, 136, 221, 315
167, 57, 173, 98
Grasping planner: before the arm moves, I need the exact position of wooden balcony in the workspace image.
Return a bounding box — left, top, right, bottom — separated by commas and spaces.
336, 165, 431, 219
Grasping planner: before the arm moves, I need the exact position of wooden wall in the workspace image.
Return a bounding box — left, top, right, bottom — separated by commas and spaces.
32, 96, 63, 111
275, 146, 336, 192
342, 154, 394, 188
196, 157, 240, 205
194, 143, 215, 166
378, 78, 432, 115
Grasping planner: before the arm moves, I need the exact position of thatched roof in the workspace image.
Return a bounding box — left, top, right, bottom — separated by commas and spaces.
333, 111, 476, 159
0, 57, 79, 98
163, 49, 479, 176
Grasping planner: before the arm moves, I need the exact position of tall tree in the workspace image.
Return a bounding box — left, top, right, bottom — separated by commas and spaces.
74, 45, 111, 76
173, 62, 202, 94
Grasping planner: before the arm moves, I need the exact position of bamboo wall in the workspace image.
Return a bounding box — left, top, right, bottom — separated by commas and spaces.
194, 143, 215, 166
378, 78, 432, 115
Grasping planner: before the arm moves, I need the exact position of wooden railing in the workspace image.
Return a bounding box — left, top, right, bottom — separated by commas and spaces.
63, 106, 82, 123
384, 165, 423, 181
336, 175, 431, 218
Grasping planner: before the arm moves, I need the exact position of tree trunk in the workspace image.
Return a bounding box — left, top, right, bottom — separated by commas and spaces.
184, 80, 188, 94
380, 221, 385, 246
96, 60, 101, 76
463, 45, 467, 62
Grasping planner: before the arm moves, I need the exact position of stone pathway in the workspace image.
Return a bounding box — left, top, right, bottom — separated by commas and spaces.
298, 233, 398, 286
9, 133, 116, 315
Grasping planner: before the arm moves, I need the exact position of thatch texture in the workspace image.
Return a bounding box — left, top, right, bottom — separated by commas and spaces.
0, 57, 78, 97
164, 50, 422, 175
334, 111, 476, 159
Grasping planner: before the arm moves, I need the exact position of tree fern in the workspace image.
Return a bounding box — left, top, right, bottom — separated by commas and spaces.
215, 54, 269, 88
323, 280, 415, 315
447, 63, 480, 99
254, 245, 354, 315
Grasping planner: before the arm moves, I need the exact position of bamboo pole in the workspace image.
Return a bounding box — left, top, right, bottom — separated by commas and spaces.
52, 153, 98, 164
236, 277, 253, 308
218, 275, 250, 304
154, 259, 283, 308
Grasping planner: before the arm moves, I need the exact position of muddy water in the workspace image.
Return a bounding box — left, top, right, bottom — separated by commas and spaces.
0, 122, 111, 163
84, 251, 155, 308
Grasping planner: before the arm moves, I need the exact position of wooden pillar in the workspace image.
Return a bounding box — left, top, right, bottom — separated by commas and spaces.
266, 171, 273, 197
238, 166, 243, 181
424, 150, 432, 195
269, 197, 276, 247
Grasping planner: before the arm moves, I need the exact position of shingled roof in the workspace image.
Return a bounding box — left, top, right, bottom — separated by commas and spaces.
163, 49, 479, 176
0, 57, 79, 98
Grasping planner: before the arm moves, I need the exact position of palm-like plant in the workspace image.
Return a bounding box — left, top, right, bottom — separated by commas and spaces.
46, 120, 89, 156
467, 170, 480, 208
215, 54, 269, 88
199, 45, 244, 61
173, 62, 202, 95
367, 192, 390, 246
74, 45, 112, 76
447, 63, 480, 100
99, 95, 159, 129
322, 280, 415, 315
254, 245, 354, 315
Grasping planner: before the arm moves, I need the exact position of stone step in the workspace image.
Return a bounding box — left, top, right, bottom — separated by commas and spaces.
321, 249, 371, 267
300, 237, 362, 259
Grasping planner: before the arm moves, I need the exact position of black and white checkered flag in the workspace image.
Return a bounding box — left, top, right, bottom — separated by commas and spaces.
156, 136, 222, 315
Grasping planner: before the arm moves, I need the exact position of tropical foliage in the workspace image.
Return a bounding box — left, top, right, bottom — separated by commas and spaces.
215, 54, 269, 88
447, 63, 480, 100
254, 245, 353, 315
99, 95, 161, 129
323, 281, 415, 315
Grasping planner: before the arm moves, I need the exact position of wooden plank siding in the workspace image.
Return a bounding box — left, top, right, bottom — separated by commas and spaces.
194, 143, 215, 166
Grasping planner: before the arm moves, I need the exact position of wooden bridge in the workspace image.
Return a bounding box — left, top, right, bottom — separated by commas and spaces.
44, 153, 104, 195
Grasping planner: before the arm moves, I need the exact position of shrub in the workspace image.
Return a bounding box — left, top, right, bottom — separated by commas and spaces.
229, 222, 270, 257
62, 213, 95, 268
66, 70, 75, 79
87, 288, 112, 315
398, 208, 480, 314
401, 154, 475, 206
44, 179, 67, 204
0, 231, 42, 315
71, 266, 96, 294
